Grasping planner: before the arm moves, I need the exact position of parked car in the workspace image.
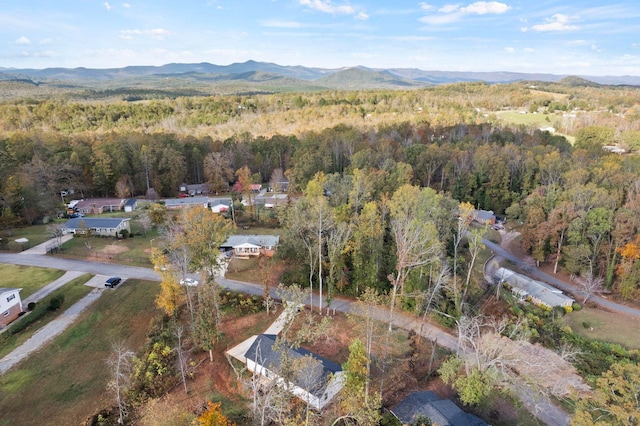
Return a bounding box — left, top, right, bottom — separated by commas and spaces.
105, 277, 122, 288
179, 278, 199, 286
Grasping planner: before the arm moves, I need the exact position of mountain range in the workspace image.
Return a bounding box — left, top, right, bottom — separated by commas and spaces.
1, 60, 639, 93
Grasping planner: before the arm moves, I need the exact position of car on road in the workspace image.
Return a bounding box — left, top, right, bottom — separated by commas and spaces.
179, 278, 199, 286
105, 277, 122, 288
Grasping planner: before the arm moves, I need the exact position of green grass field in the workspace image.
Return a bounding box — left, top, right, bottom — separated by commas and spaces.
0, 223, 57, 252
0, 279, 160, 425
0, 264, 65, 299
561, 306, 640, 349
0, 274, 93, 359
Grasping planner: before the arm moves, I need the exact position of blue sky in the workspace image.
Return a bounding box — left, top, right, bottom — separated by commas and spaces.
1, 1, 639, 75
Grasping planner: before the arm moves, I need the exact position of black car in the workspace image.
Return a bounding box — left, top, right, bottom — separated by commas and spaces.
105, 277, 122, 288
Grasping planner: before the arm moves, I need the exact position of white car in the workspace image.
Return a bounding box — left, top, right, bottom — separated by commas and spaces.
179, 278, 199, 286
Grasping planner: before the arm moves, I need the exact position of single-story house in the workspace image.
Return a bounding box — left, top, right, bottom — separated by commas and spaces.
0, 288, 23, 328
123, 198, 138, 213
391, 391, 488, 426
61, 217, 131, 237
495, 267, 574, 309
164, 197, 210, 210
244, 334, 345, 410
72, 198, 126, 215
210, 198, 233, 214
473, 210, 496, 226
221, 235, 279, 258
179, 183, 209, 196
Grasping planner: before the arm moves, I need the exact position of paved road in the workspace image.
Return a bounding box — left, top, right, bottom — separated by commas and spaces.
0, 247, 564, 424
483, 239, 640, 319
0, 253, 161, 281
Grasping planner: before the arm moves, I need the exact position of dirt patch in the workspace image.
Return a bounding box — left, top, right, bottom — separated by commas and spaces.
102, 244, 130, 254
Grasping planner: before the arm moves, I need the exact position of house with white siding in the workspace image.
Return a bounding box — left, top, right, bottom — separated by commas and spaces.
0, 288, 23, 328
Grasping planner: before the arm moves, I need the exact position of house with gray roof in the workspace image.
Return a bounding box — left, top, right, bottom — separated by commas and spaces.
221, 234, 279, 258
164, 196, 210, 209
73, 198, 126, 215
495, 267, 574, 309
391, 391, 488, 426
244, 334, 345, 410
61, 217, 131, 237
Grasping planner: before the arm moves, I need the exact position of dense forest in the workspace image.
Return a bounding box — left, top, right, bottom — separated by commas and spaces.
2, 82, 640, 299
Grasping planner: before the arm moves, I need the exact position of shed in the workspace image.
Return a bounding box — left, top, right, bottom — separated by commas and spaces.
0, 288, 23, 328
390, 391, 488, 426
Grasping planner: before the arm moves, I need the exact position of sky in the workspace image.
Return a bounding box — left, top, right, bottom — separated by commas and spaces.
1, 0, 640, 76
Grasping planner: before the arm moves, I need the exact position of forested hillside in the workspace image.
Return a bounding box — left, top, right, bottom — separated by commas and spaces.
1, 82, 640, 301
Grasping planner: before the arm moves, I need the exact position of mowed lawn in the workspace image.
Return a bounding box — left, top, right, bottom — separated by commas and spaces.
0, 279, 161, 426
562, 306, 640, 349
0, 264, 65, 299
0, 275, 93, 359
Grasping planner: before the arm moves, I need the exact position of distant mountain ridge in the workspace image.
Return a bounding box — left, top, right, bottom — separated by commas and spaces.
1, 60, 639, 87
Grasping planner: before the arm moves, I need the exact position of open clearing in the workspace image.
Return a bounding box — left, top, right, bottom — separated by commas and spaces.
0, 279, 160, 426
0, 264, 65, 299
561, 306, 640, 349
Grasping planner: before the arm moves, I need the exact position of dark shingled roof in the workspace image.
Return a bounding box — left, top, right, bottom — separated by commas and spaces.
391, 391, 488, 426
245, 334, 341, 393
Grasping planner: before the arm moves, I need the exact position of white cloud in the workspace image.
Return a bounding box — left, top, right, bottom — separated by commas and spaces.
122, 3, 131, 8
15, 36, 31, 45
421, 1, 510, 26
419, 3, 434, 11
104, 2, 112, 11
299, 0, 354, 15
523, 47, 534, 52
356, 11, 369, 20
530, 14, 579, 32
439, 4, 460, 13
119, 28, 170, 40
505, 47, 515, 53
460, 1, 510, 15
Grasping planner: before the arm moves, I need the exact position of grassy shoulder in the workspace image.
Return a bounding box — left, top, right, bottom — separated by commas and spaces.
0, 279, 161, 426
0, 274, 93, 359
0, 264, 65, 299
561, 306, 640, 349
54, 231, 159, 267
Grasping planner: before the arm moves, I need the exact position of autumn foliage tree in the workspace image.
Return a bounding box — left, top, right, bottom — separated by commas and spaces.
197, 401, 235, 426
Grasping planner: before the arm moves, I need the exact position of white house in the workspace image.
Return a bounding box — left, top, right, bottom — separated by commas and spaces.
61, 217, 131, 237
244, 334, 345, 410
221, 235, 279, 258
0, 288, 23, 328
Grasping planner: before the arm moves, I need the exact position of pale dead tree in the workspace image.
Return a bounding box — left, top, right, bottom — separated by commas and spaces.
46, 222, 64, 249
452, 202, 476, 315
137, 213, 152, 236
577, 271, 604, 303
388, 209, 441, 330
173, 322, 189, 394
420, 261, 450, 326
106, 341, 135, 425
461, 227, 486, 308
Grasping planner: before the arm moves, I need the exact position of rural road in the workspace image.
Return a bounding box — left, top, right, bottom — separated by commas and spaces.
483, 238, 640, 319
0, 241, 575, 425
